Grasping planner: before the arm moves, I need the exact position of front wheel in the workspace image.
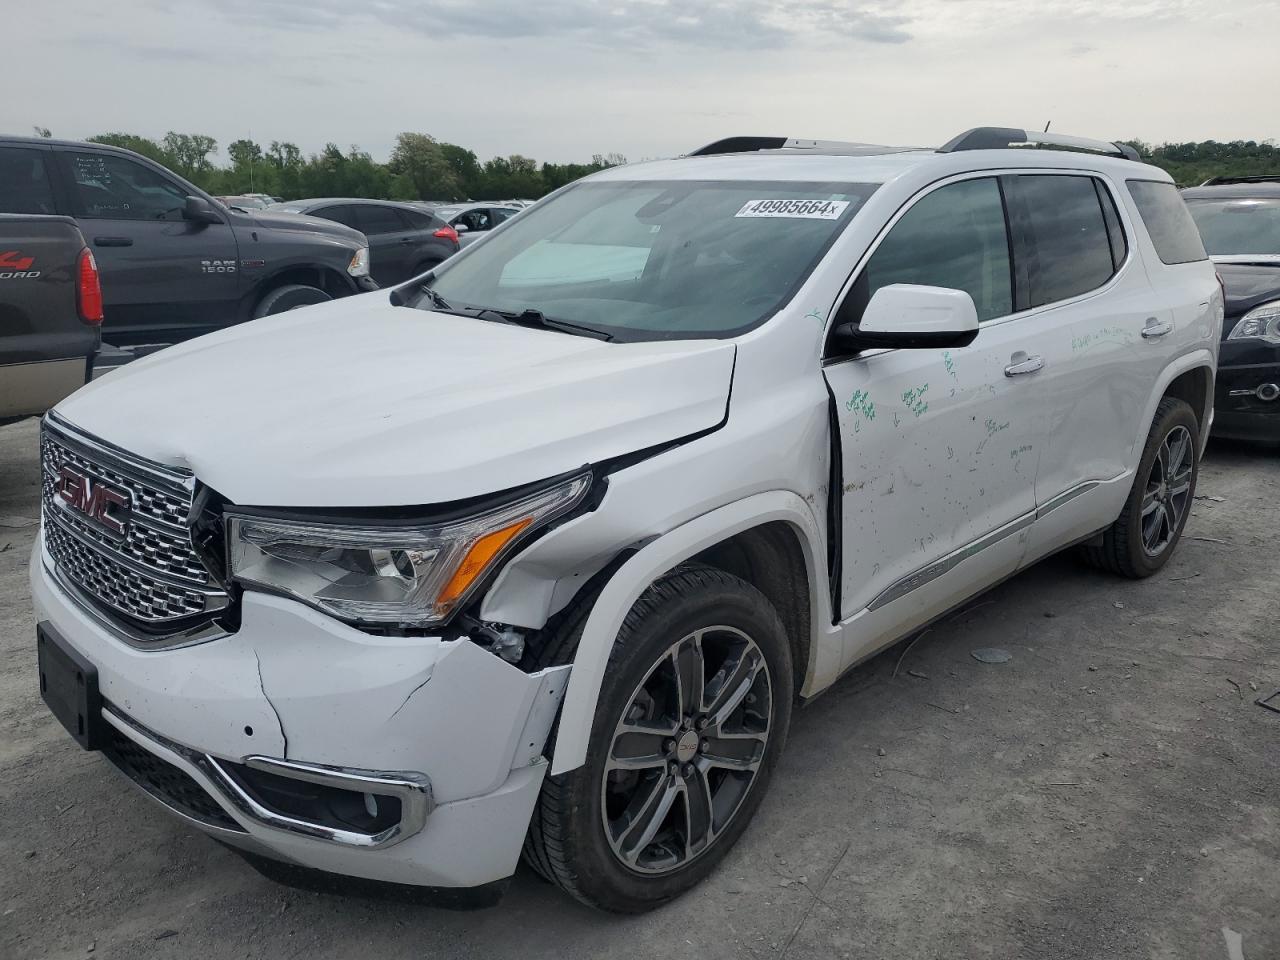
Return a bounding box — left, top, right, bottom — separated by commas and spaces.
523, 566, 792, 913
1081, 396, 1199, 578
253, 283, 331, 318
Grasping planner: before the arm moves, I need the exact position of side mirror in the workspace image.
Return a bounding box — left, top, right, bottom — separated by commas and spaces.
454, 222, 470, 233
183, 195, 222, 225
830, 284, 979, 351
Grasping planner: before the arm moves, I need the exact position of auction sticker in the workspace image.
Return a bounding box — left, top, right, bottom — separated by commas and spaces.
735, 199, 850, 219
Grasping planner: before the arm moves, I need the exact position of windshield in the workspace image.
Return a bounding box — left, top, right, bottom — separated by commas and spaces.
1187, 198, 1280, 256
414, 179, 875, 341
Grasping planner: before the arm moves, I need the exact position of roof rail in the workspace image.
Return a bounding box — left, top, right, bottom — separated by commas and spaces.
1199, 174, 1280, 186
688, 137, 915, 158
939, 127, 1141, 162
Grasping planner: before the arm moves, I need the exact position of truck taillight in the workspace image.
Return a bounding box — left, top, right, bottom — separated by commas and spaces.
77, 248, 103, 325
433, 225, 459, 244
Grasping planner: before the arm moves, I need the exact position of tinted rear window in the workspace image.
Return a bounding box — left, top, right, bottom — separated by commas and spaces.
0, 147, 57, 215
356, 204, 408, 235
1008, 174, 1117, 308
1127, 180, 1207, 265
1186, 198, 1280, 256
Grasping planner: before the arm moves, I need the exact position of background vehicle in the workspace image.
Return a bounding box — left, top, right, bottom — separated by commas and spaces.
1184, 177, 1280, 441
431, 202, 522, 247
30, 128, 1220, 914
0, 136, 377, 346
0, 214, 101, 423
268, 198, 460, 283
215, 195, 271, 211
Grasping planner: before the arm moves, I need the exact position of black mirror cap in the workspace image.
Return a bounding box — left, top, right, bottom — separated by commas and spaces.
184, 195, 223, 224
828, 321, 979, 353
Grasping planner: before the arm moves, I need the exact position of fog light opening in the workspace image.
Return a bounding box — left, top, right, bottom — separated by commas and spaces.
1256, 383, 1280, 402
364, 792, 378, 818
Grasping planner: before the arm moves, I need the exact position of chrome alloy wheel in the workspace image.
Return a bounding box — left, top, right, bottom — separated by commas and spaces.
601, 626, 773, 875
1141, 424, 1193, 557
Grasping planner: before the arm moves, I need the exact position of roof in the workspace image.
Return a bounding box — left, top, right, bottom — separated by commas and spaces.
1182, 183, 1280, 200
274, 197, 425, 210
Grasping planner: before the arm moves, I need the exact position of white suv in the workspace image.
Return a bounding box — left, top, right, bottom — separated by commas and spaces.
32, 127, 1222, 912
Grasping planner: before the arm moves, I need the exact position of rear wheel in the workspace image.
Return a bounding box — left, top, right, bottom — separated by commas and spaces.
1081, 397, 1199, 578
523, 566, 792, 913
253, 283, 331, 318
412, 259, 442, 278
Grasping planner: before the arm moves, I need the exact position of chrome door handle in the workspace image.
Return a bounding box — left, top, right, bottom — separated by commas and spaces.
1142, 318, 1173, 338
1004, 352, 1044, 377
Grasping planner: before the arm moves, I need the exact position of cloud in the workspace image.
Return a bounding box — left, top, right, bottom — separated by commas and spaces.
212, 0, 913, 49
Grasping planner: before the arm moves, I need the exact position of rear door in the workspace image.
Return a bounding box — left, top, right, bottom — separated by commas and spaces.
0, 143, 59, 216
53, 147, 241, 345
353, 204, 415, 284
1001, 173, 1161, 556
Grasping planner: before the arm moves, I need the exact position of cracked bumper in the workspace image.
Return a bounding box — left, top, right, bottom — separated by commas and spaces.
30, 545, 568, 888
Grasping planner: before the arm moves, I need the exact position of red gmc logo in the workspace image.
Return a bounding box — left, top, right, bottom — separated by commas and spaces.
57, 466, 131, 537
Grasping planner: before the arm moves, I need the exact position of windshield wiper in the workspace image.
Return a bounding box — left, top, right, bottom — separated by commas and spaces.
419, 286, 453, 312
470, 306, 614, 342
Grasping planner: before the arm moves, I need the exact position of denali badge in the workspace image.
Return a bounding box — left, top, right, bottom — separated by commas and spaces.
57, 466, 131, 537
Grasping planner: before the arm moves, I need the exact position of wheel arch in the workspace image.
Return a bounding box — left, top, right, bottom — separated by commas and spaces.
238, 265, 357, 320
548, 490, 833, 776
1133, 350, 1216, 463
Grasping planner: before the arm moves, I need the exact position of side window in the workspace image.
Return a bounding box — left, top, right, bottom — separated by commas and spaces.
1095, 180, 1128, 271
62, 151, 190, 221
310, 205, 359, 229
401, 209, 438, 231
355, 205, 409, 236
1006, 175, 1117, 308
0, 147, 57, 215
846, 177, 1012, 324
492, 207, 517, 225
1126, 180, 1208, 265
457, 210, 493, 232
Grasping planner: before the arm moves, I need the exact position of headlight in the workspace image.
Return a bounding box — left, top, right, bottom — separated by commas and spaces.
347, 246, 370, 277
1227, 300, 1280, 344
227, 474, 591, 627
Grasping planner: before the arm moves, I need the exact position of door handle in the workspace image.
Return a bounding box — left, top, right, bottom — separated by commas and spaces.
398, 237, 413, 244
1004, 352, 1044, 377
94, 236, 133, 247
1142, 317, 1173, 339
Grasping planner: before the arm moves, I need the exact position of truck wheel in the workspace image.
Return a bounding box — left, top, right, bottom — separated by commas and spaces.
253, 284, 331, 318
523, 565, 792, 913
1081, 397, 1199, 578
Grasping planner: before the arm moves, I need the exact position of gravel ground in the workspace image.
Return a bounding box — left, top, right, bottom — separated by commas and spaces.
1, 414, 1276, 960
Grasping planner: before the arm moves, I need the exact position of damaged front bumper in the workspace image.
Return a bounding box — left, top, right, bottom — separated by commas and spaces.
31, 546, 569, 889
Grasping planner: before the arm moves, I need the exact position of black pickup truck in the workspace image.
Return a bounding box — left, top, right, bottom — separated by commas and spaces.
0, 136, 377, 347
0, 214, 101, 424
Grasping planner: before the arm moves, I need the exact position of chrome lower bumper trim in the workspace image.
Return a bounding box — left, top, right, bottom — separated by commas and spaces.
105, 707, 432, 850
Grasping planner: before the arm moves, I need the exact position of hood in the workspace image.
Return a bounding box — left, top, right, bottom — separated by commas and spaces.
234, 209, 365, 245
55, 295, 736, 507
1216, 261, 1280, 330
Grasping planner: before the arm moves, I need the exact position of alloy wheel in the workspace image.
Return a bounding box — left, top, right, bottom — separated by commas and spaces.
601, 626, 773, 875
1141, 424, 1193, 557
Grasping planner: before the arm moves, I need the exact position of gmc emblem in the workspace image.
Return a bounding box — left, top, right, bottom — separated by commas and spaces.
57, 466, 131, 537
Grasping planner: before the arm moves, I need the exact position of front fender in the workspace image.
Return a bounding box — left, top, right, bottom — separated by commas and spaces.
548, 489, 831, 775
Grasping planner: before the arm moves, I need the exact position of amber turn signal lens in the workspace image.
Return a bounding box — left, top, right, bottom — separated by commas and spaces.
434, 517, 534, 614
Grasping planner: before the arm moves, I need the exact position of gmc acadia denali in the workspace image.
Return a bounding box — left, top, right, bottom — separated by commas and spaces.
31, 128, 1222, 912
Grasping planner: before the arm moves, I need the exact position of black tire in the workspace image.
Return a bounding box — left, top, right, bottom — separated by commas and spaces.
253, 283, 331, 318
523, 565, 793, 913
412, 259, 442, 278
1081, 396, 1199, 578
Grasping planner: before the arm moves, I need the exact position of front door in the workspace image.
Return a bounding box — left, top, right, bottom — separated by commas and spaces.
55, 148, 240, 345
823, 176, 1048, 665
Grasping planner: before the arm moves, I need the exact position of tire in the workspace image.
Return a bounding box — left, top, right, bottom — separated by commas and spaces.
1081, 397, 1199, 578
523, 565, 793, 913
412, 259, 442, 278
253, 284, 331, 318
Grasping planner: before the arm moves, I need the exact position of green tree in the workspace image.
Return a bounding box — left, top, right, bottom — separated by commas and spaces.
161, 132, 218, 181
388, 133, 460, 200
87, 133, 171, 164
33, 126, 52, 138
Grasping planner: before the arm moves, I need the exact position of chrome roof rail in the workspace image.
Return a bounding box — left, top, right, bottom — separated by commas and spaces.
938, 127, 1141, 162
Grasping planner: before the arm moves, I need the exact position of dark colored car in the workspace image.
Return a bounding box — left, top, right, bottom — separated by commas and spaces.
0, 214, 102, 424
0, 136, 378, 347
267, 199, 459, 285
1184, 177, 1280, 442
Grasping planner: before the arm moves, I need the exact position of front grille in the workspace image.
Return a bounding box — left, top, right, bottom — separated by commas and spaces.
40, 419, 230, 633
102, 724, 244, 832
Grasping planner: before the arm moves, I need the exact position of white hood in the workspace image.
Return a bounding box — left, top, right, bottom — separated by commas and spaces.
57, 294, 736, 507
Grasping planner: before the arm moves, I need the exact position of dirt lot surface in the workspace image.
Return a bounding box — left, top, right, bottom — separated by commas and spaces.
1, 414, 1276, 960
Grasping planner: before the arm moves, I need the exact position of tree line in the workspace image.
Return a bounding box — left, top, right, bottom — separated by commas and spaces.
31, 128, 1279, 198
57, 129, 626, 202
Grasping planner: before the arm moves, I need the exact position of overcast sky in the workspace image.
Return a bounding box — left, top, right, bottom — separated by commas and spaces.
7, 0, 1276, 165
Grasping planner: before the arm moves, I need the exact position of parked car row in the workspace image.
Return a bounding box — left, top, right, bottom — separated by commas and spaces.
26, 126, 1261, 914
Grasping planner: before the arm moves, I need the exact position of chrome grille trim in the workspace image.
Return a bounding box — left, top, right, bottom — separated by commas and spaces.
40, 413, 231, 639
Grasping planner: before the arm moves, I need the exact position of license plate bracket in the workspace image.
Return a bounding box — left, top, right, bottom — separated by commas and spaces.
37, 622, 104, 751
